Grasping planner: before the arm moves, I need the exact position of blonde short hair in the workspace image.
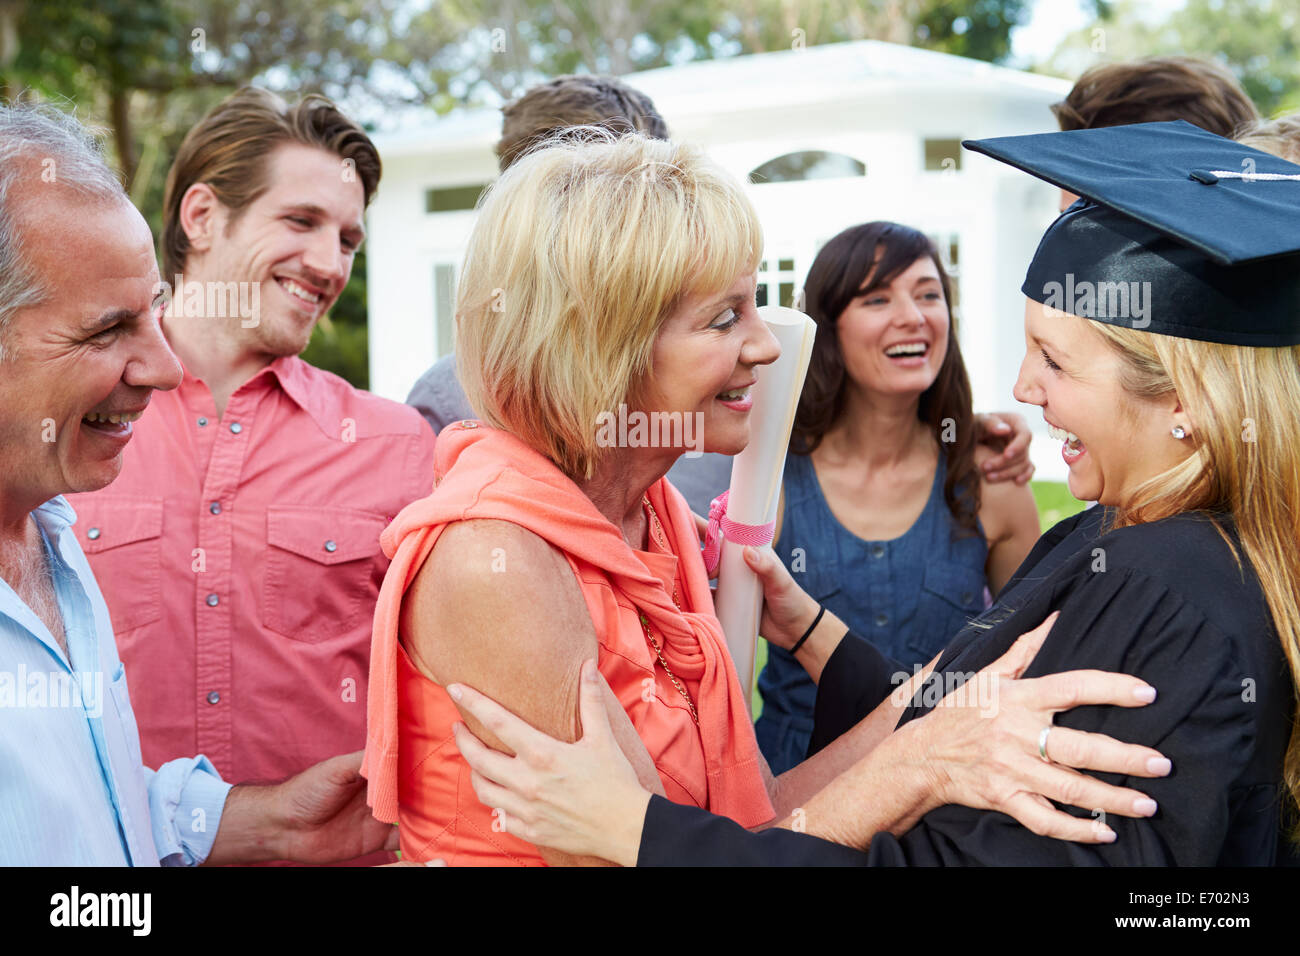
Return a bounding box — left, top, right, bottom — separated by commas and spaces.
456, 131, 762, 478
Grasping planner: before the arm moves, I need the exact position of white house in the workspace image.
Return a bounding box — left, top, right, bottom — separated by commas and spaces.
366, 40, 1074, 479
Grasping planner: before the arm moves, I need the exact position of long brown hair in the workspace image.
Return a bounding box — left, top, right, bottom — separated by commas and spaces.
790, 222, 980, 536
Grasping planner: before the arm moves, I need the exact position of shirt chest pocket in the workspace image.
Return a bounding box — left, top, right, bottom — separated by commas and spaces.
908, 560, 988, 660
76, 497, 164, 635
263, 506, 389, 643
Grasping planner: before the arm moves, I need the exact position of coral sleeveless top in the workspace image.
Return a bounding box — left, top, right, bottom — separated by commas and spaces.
363, 422, 774, 865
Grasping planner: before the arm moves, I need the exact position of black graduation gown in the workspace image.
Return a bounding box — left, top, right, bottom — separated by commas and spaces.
638, 509, 1294, 866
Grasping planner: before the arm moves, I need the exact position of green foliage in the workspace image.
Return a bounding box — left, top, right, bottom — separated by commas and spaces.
1166, 0, 1300, 116
1034, 0, 1300, 118
301, 313, 370, 390
1030, 479, 1088, 533
917, 0, 1031, 63
301, 249, 370, 389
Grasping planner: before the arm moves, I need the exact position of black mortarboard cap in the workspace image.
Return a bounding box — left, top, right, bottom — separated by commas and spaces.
963, 120, 1300, 346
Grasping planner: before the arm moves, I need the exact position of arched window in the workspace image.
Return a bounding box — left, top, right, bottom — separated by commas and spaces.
748, 151, 866, 184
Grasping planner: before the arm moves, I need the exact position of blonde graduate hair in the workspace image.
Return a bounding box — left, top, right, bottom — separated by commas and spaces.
1091, 322, 1300, 820
455, 130, 763, 479
1236, 113, 1300, 164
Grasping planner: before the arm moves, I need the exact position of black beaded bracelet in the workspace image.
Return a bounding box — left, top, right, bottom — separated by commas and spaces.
790, 605, 825, 655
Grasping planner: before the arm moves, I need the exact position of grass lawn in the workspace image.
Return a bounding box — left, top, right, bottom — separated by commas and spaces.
1029, 479, 1089, 533
748, 480, 1085, 716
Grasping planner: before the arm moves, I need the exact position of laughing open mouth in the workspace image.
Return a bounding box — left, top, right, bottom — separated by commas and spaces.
1048, 423, 1086, 461
884, 341, 928, 358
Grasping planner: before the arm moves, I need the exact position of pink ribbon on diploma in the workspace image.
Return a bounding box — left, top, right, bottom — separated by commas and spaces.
702, 490, 777, 577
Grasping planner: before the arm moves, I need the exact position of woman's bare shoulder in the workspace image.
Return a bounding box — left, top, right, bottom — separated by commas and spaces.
417, 518, 575, 600
401, 518, 596, 688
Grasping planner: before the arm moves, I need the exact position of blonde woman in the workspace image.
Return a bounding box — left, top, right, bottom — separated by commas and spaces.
448, 122, 1300, 866
363, 131, 1172, 866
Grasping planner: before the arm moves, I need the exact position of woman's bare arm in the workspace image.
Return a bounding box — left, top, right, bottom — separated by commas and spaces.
401, 518, 664, 865
975, 444, 1042, 594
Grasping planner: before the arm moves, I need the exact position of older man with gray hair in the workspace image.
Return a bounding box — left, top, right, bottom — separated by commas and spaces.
0, 102, 395, 866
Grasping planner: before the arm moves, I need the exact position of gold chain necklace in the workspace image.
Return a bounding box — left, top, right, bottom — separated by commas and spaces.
640, 496, 698, 725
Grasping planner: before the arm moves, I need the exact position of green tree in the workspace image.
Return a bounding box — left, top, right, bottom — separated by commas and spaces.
1035, 0, 1300, 117
1, 0, 1042, 388
1, 0, 464, 387
1165, 0, 1300, 116
301, 249, 371, 390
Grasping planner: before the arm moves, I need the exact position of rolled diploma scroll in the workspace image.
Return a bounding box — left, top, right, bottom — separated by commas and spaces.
715, 305, 817, 710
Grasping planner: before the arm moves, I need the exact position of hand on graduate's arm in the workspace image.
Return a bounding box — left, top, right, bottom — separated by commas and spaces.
203, 751, 399, 865
449, 660, 650, 867
975, 411, 1035, 485
799, 613, 1173, 849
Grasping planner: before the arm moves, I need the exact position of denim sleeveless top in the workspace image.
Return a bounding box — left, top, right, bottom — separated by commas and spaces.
754, 450, 990, 773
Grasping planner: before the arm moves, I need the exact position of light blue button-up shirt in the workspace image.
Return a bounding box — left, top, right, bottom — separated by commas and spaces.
0, 497, 232, 865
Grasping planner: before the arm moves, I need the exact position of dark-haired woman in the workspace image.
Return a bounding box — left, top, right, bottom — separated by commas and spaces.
755, 222, 1042, 773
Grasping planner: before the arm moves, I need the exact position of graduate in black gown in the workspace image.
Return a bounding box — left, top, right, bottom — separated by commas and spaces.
641, 505, 1290, 865
449, 122, 1300, 866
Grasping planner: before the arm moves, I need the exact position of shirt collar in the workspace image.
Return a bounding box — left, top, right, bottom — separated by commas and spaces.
33, 496, 77, 535
180, 355, 343, 440
263, 355, 347, 439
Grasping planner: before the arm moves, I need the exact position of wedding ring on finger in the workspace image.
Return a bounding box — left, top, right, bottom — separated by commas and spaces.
1038, 725, 1053, 763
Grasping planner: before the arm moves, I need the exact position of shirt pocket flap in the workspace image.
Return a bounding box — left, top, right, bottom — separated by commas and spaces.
266, 505, 387, 565
796, 553, 842, 603
921, 560, 987, 613
77, 497, 164, 553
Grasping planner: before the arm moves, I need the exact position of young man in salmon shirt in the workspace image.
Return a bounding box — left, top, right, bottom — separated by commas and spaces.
66, 87, 436, 864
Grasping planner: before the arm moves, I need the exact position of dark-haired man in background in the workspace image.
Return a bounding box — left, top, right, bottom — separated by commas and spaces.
1050, 55, 1259, 210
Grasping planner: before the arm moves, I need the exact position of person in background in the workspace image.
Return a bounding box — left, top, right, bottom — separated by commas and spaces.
1237, 112, 1300, 163
0, 102, 397, 866
1050, 55, 1259, 209
405, 74, 1039, 514
66, 88, 436, 864
405, 74, 668, 437
754, 222, 1042, 773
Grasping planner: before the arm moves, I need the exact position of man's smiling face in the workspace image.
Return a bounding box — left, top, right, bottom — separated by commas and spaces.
0, 182, 182, 505
188, 142, 366, 358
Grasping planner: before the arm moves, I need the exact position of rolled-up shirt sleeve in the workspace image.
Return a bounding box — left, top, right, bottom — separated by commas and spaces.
144, 755, 233, 866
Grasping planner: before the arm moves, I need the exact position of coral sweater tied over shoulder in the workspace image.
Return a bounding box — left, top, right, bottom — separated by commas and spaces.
362, 421, 773, 864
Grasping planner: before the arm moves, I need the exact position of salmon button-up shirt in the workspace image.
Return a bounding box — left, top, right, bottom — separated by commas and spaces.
66, 356, 436, 795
